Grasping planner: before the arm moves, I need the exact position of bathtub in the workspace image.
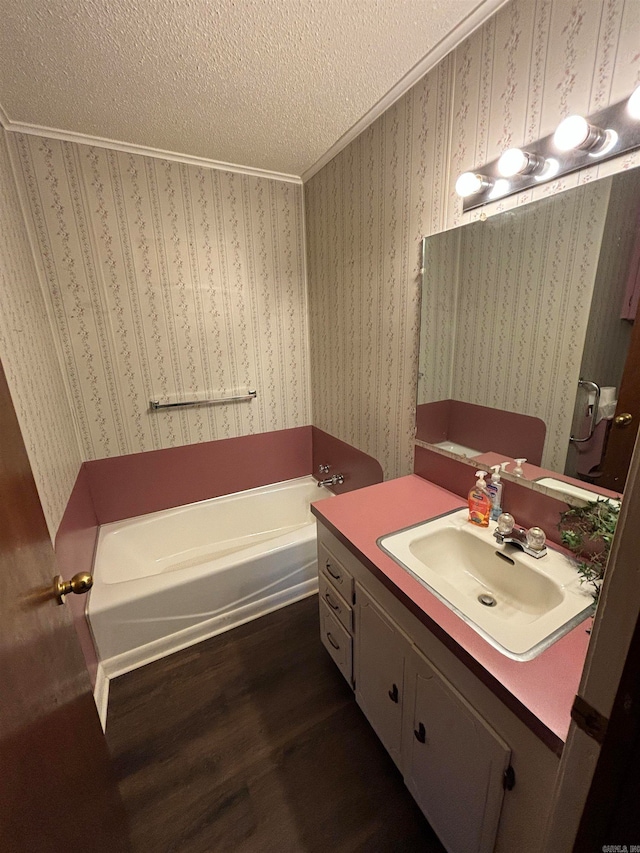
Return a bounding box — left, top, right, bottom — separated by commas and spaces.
88, 476, 333, 677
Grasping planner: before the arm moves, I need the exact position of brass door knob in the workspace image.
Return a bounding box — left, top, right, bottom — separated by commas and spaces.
54, 572, 93, 605
614, 412, 633, 428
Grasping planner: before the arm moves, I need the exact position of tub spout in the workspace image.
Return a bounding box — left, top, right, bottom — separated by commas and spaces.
318, 474, 344, 487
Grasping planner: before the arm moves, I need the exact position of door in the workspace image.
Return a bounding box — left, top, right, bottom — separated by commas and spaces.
0, 360, 130, 853
597, 310, 640, 491
355, 584, 406, 766
542, 415, 640, 849
403, 645, 511, 853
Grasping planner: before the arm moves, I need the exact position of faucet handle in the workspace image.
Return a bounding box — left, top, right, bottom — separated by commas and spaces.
526, 526, 546, 552
496, 512, 515, 535
318, 464, 330, 474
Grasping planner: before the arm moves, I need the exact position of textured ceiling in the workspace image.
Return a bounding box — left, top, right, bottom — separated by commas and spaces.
0, 0, 500, 178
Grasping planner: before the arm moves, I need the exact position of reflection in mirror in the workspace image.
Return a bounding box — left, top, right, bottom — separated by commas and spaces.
417, 167, 640, 503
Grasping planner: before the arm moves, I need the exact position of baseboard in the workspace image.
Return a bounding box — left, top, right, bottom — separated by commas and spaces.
100, 579, 318, 680
93, 662, 110, 733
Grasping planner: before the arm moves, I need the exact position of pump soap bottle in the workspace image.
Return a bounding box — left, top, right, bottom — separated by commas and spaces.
487, 464, 505, 521
468, 471, 492, 527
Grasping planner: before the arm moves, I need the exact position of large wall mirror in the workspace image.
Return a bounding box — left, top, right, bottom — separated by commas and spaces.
417, 165, 640, 504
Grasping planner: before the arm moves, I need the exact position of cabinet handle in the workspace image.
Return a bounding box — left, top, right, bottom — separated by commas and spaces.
324, 592, 340, 612
326, 632, 340, 650
503, 765, 516, 791
325, 561, 341, 581
388, 683, 399, 703
414, 722, 426, 743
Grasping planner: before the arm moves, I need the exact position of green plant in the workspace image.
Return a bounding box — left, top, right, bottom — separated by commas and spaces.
558, 499, 620, 601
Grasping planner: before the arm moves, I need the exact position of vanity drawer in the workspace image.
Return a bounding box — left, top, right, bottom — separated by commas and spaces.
319, 600, 353, 685
319, 545, 354, 603
319, 572, 353, 633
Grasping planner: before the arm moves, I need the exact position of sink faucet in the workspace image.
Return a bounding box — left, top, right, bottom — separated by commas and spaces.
493, 512, 547, 559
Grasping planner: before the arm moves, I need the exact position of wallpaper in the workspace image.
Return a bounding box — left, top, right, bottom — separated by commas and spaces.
579, 168, 640, 389
306, 56, 454, 479
418, 227, 460, 406
10, 136, 311, 461
449, 180, 610, 473
0, 128, 82, 538
3, 0, 640, 536
306, 0, 640, 481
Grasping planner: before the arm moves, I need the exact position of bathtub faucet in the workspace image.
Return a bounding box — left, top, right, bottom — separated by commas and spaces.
317, 473, 344, 488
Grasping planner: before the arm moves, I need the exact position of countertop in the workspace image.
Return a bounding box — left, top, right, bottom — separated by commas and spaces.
311, 474, 592, 754
472, 451, 622, 501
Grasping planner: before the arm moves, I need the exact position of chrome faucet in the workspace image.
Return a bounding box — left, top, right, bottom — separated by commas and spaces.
493, 512, 547, 559
318, 473, 344, 488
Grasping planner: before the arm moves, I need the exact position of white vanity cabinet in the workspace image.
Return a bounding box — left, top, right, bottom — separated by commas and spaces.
402, 634, 511, 853
318, 538, 355, 686
356, 583, 510, 853
317, 521, 561, 853
355, 582, 405, 765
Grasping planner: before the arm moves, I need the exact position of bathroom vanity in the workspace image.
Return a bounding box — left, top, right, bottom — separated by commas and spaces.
311, 475, 591, 853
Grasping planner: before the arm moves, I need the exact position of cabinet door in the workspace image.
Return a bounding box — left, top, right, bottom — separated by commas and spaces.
355, 583, 406, 766
403, 646, 511, 853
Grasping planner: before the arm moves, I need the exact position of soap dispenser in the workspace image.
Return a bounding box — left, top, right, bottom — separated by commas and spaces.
468, 471, 492, 527
514, 458, 527, 477
487, 464, 504, 521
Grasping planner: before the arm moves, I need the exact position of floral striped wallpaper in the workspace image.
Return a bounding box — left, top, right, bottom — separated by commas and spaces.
306, 0, 640, 481
579, 167, 640, 389
10, 136, 311, 461
0, 128, 82, 538
449, 179, 610, 473
3, 0, 640, 540
401, 170, 640, 475
417, 227, 460, 407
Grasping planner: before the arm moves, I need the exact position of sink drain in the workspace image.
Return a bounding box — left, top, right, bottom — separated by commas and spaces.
478, 593, 497, 607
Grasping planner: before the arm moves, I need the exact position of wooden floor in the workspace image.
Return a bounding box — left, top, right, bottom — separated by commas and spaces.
106, 596, 446, 853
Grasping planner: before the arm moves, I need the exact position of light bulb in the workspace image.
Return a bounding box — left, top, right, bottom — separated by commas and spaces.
455, 172, 488, 198
497, 148, 545, 177
628, 85, 640, 120
497, 148, 527, 177
488, 179, 510, 199
554, 115, 589, 150
553, 115, 606, 152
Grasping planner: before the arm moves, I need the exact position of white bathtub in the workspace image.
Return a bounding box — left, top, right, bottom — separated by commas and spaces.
88, 476, 332, 676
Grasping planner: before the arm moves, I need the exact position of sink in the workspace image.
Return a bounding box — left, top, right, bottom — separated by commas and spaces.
378, 508, 593, 660
534, 476, 621, 506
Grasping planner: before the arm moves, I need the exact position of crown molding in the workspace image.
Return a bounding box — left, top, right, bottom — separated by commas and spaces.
301, 0, 509, 183
0, 0, 505, 186
0, 109, 302, 184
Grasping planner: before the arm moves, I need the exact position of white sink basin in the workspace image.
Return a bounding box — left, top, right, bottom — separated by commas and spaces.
378, 508, 593, 660
534, 476, 621, 506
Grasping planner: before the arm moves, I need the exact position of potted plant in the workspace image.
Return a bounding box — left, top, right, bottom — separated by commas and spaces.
558, 499, 621, 602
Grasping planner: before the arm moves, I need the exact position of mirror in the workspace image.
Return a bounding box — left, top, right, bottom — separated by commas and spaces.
417, 166, 640, 504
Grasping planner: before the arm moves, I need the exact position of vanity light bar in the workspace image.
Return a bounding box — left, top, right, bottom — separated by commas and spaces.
457, 87, 640, 212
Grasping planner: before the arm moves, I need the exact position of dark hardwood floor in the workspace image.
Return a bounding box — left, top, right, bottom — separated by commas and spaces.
106, 595, 446, 853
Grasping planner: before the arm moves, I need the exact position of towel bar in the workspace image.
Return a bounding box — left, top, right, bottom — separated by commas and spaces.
150, 391, 257, 411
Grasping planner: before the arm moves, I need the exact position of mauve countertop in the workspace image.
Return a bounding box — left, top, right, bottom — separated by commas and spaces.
311, 474, 591, 754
